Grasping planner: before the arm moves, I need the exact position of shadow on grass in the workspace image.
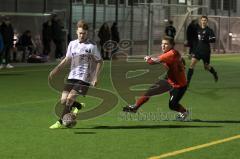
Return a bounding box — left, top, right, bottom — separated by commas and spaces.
188, 119, 240, 124
74, 132, 96, 134
187, 88, 222, 100
75, 124, 222, 130
188, 86, 240, 99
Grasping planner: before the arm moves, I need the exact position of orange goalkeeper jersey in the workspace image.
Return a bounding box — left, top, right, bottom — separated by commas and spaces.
159, 49, 187, 88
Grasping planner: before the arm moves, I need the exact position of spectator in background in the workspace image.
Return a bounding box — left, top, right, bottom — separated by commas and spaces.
0, 17, 4, 54
0, 17, 4, 67
12, 31, 19, 62
42, 19, 53, 58
98, 22, 111, 60
111, 22, 120, 43
0, 16, 14, 68
0, 17, 3, 53
185, 19, 198, 58
34, 34, 43, 56
52, 15, 64, 60
17, 30, 35, 62
27, 34, 46, 63
0, 30, 3, 56
111, 22, 120, 55
165, 20, 176, 39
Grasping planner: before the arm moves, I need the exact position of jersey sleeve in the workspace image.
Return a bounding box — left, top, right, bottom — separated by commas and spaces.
159, 51, 173, 63
208, 28, 216, 43
93, 44, 102, 61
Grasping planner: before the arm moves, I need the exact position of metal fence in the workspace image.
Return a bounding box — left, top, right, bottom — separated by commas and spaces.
72, 3, 240, 55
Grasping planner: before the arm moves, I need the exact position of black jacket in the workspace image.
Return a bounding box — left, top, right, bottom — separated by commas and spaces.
42, 21, 53, 41
111, 24, 120, 43
0, 22, 14, 46
194, 25, 216, 55
186, 21, 198, 47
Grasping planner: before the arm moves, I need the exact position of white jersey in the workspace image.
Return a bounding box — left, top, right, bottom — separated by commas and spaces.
66, 39, 102, 83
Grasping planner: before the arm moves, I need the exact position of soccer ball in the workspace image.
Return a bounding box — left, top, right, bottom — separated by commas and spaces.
62, 113, 77, 128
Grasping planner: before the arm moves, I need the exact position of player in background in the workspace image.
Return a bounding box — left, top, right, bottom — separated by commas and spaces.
185, 19, 198, 59
123, 36, 189, 121
187, 16, 218, 86
49, 20, 103, 129
165, 20, 176, 38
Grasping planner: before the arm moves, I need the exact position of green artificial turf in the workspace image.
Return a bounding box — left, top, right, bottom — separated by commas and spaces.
0, 54, 239, 159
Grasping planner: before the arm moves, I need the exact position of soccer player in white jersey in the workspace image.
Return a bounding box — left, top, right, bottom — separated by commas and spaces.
49, 20, 103, 129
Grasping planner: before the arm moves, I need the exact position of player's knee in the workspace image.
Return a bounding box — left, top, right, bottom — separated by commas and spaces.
204, 65, 209, 70
66, 96, 75, 106
61, 91, 69, 105
189, 64, 194, 68
204, 63, 211, 70
190, 63, 196, 69
60, 98, 67, 105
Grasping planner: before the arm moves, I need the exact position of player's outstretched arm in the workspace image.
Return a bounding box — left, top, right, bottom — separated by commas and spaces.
144, 55, 161, 64
49, 57, 71, 80
91, 59, 103, 86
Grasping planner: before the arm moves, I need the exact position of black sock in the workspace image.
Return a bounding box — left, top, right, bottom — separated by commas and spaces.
60, 102, 82, 119
72, 101, 83, 109
209, 66, 218, 81
209, 66, 216, 74
187, 68, 194, 84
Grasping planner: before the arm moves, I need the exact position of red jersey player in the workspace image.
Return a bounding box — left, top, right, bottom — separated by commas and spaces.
123, 36, 189, 121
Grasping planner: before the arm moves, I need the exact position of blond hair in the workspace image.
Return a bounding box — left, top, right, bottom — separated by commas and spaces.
77, 20, 89, 30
